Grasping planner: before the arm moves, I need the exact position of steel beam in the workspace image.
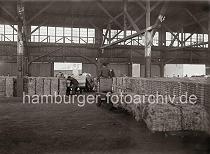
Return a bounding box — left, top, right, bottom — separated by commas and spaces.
168, 42, 208, 51
97, 1, 123, 30
0, 4, 17, 21
129, 12, 145, 30
185, 9, 208, 33
163, 24, 182, 45
136, 1, 146, 11
123, 0, 127, 38
147, 2, 167, 48
27, 1, 54, 24
125, 12, 140, 33
151, 1, 161, 12
101, 24, 158, 49
107, 12, 123, 25
169, 32, 179, 47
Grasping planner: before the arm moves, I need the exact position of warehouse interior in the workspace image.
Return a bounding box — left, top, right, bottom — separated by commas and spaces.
0, 0, 210, 153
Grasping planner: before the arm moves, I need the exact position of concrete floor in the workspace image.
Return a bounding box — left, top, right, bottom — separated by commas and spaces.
0, 97, 209, 154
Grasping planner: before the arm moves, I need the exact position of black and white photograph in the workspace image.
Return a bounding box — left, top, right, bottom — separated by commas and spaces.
0, 0, 210, 153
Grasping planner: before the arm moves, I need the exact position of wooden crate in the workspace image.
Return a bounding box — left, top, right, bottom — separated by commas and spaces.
0, 77, 6, 97
99, 78, 112, 92
36, 78, 44, 95
6, 77, 14, 97
59, 79, 67, 95
44, 78, 51, 95
27, 77, 36, 96
51, 78, 59, 95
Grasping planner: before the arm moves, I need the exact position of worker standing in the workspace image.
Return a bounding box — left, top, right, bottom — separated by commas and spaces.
66, 76, 79, 95
100, 63, 112, 78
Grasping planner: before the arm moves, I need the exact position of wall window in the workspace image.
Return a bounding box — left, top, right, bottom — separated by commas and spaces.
166, 32, 208, 48
166, 32, 179, 47
103, 29, 158, 46
0, 24, 17, 42
30, 26, 95, 44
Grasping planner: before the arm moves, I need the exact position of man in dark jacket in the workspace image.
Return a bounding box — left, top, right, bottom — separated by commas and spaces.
100, 63, 111, 78
66, 76, 79, 95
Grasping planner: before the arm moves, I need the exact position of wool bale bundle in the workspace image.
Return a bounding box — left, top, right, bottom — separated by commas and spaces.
6, 77, 14, 97
112, 77, 117, 92
172, 81, 180, 97
143, 103, 182, 132
59, 78, 67, 95
167, 98, 209, 133
161, 81, 169, 95
195, 83, 205, 105
27, 77, 36, 96
116, 77, 123, 92
111, 92, 149, 121
137, 79, 147, 94
187, 82, 196, 97
181, 104, 209, 132
126, 78, 132, 91
43, 78, 51, 95
166, 81, 174, 96
180, 82, 188, 96
36, 77, 44, 95
0, 77, 6, 97
204, 84, 210, 107
51, 78, 59, 95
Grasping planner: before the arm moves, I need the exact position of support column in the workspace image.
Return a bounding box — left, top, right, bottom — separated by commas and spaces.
128, 50, 132, 77
50, 62, 54, 77
17, 0, 25, 97
208, 5, 210, 61
95, 28, 103, 47
181, 26, 184, 47
159, 27, 166, 77
145, 0, 151, 78
207, 6, 210, 75
123, 0, 127, 38
95, 28, 103, 78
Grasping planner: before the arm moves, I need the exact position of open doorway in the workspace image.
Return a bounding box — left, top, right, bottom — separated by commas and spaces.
54, 63, 82, 78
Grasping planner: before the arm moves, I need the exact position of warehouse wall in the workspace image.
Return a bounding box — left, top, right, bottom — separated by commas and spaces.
0, 62, 17, 76
132, 64, 140, 77
109, 63, 129, 77
82, 63, 97, 77
206, 65, 210, 75
164, 64, 183, 77
29, 62, 53, 77
140, 65, 161, 77
82, 63, 129, 77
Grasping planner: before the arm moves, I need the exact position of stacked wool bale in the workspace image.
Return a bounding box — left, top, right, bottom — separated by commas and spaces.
5, 77, 14, 97
51, 78, 59, 95
196, 83, 205, 105
36, 77, 44, 95
26, 77, 36, 95
26, 77, 60, 96
0, 77, 6, 97
117, 77, 123, 92
112, 78, 117, 92
181, 104, 209, 132
112, 77, 210, 133
111, 92, 146, 121
0, 77, 16, 97
59, 78, 67, 95
43, 78, 51, 95
144, 103, 182, 132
